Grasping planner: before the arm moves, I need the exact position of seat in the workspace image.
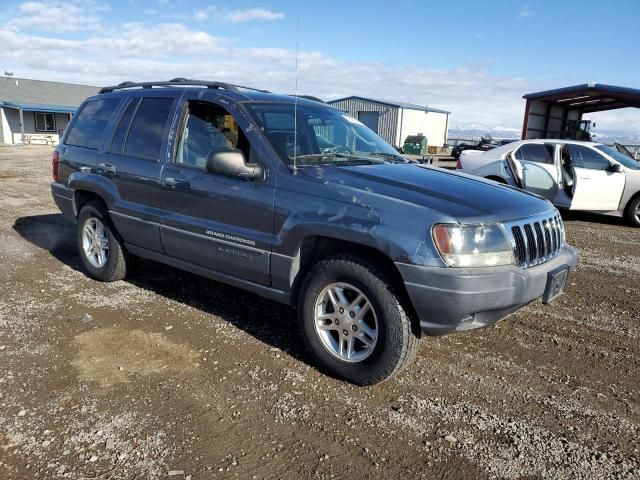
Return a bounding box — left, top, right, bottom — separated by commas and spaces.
182, 116, 230, 168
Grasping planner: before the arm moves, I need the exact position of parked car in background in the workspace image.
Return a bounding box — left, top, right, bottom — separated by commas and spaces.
50, 79, 578, 385
451, 136, 517, 161
458, 139, 640, 227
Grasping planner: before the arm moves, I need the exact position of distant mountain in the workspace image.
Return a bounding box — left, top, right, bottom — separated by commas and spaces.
449, 123, 640, 145
590, 132, 640, 144
448, 123, 520, 140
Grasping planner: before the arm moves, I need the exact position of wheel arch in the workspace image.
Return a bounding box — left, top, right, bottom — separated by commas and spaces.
68, 172, 119, 216
74, 190, 108, 217
624, 190, 640, 223
288, 235, 420, 335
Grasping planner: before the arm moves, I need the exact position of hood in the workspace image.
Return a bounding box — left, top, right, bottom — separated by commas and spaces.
301, 163, 552, 222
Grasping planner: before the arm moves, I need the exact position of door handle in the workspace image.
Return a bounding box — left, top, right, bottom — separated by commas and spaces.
164, 177, 190, 189
98, 162, 117, 173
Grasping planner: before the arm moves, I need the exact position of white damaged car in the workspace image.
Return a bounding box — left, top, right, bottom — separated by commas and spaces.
457, 139, 640, 227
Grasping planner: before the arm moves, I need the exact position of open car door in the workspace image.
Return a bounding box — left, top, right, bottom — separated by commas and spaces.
564, 144, 625, 211
507, 143, 558, 201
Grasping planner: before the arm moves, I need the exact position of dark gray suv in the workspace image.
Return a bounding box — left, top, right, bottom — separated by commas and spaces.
51, 79, 578, 385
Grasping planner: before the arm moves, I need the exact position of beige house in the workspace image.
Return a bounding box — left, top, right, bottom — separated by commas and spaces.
0, 77, 98, 145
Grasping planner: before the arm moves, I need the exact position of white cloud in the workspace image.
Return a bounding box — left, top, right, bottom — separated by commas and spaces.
193, 6, 285, 23
7, 0, 106, 32
3, 18, 621, 132
518, 3, 533, 18
223, 7, 285, 23
0, 29, 534, 126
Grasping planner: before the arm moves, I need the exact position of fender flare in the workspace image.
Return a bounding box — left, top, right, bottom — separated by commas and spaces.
68, 172, 121, 213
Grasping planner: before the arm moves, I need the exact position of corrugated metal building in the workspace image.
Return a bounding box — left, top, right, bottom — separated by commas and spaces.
328, 96, 451, 148
0, 77, 98, 145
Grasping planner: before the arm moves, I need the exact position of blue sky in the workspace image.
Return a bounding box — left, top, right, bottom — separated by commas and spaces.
1, 0, 639, 136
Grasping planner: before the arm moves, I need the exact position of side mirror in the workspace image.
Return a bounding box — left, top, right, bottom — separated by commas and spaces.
206, 150, 264, 180
606, 163, 622, 173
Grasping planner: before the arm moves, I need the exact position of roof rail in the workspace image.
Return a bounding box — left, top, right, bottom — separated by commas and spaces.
288, 94, 325, 103
99, 78, 270, 94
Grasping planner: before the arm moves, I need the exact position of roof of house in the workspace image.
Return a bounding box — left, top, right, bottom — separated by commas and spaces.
0, 77, 98, 112
0, 101, 80, 113
328, 95, 451, 114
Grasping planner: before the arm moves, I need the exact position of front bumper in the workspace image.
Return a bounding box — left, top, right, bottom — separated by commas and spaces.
396, 244, 579, 336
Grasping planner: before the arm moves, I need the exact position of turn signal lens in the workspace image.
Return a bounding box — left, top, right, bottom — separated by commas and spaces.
432, 223, 515, 268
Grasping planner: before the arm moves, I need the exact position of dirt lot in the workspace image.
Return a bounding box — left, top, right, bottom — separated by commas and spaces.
0, 145, 638, 479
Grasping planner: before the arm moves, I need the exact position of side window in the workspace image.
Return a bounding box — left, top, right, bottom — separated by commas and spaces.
35, 112, 56, 132
65, 98, 121, 149
567, 145, 610, 170
176, 101, 249, 169
123, 97, 174, 161
514, 144, 551, 164
108, 98, 140, 154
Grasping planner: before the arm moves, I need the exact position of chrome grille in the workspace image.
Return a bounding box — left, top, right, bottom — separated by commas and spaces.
506, 212, 564, 268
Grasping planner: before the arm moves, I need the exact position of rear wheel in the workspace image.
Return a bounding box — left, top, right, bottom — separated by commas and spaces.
625, 196, 640, 228
298, 255, 419, 385
77, 201, 129, 281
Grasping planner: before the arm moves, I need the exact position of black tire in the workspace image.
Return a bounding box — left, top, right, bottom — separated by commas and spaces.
625, 196, 640, 228
298, 255, 419, 385
77, 201, 129, 282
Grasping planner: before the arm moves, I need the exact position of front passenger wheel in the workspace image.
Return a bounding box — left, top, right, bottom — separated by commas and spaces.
298, 255, 419, 385
77, 201, 129, 281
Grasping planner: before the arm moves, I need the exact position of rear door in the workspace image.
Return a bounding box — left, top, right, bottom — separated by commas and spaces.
509, 142, 558, 201
59, 98, 122, 180
100, 91, 179, 252
159, 94, 275, 285
565, 144, 626, 211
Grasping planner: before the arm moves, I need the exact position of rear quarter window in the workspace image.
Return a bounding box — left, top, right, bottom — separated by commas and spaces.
65, 98, 121, 149
514, 143, 552, 164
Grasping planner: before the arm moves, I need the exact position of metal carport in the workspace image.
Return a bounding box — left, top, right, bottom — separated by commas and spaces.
521, 83, 640, 140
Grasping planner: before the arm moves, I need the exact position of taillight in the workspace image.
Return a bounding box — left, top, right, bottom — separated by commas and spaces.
52, 150, 60, 182
456, 157, 462, 170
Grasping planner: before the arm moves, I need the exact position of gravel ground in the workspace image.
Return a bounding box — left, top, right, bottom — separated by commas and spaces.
0, 145, 638, 479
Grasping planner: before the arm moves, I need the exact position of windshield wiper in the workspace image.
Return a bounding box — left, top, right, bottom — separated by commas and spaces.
365, 152, 413, 163
291, 153, 384, 166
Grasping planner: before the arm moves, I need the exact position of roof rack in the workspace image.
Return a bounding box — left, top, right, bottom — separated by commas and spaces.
287, 94, 325, 103
99, 78, 270, 94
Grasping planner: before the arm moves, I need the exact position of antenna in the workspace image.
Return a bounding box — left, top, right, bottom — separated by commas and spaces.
293, 16, 299, 173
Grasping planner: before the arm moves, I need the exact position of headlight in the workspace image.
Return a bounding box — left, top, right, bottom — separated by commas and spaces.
432, 223, 515, 267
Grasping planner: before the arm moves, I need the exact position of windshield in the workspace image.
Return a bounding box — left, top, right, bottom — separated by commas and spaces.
595, 145, 640, 170
246, 102, 407, 166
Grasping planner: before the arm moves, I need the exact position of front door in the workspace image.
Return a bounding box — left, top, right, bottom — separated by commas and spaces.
563, 144, 625, 211
509, 142, 558, 201
159, 95, 275, 286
